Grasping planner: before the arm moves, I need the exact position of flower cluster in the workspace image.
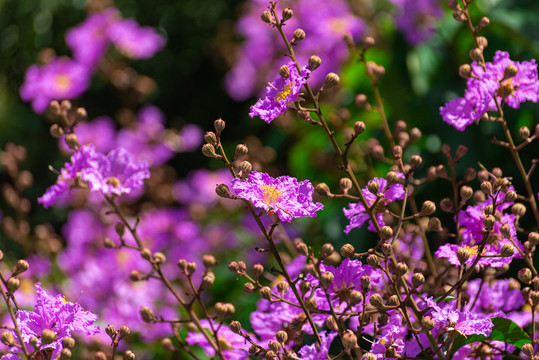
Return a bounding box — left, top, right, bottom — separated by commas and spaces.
2, 283, 99, 360
38, 144, 150, 207
231, 171, 323, 222
440, 51, 539, 131
21, 8, 165, 113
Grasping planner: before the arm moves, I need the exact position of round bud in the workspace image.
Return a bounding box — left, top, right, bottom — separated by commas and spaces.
186, 261, 197, 275
268, 340, 280, 352
367, 180, 379, 195
504, 190, 517, 203
279, 65, 290, 79
243, 283, 256, 294
460, 186, 473, 201
457, 247, 470, 265
428, 217, 443, 232
276, 330, 288, 343
41, 329, 56, 344
305, 297, 317, 311
315, 183, 332, 197
324, 73, 340, 88
518, 268, 533, 284
293, 28, 306, 42
483, 214, 496, 229
277, 281, 289, 295
529, 232, 539, 246
259, 286, 272, 301
521, 343, 534, 359
362, 353, 377, 360
252, 264, 264, 279
119, 326, 131, 339
153, 252, 166, 264
201, 273, 215, 289
512, 203, 527, 217
477, 36, 488, 49
361, 275, 371, 293
340, 244, 355, 259
500, 244, 515, 257
339, 178, 352, 193
420, 201, 436, 216
161, 338, 176, 352
289, 313, 307, 332
480, 181, 493, 196
395, 262, 408, 277
388, 295, 400, 306
1, 331, 15, 346
229, 321, 241, 334
265, 351, 276, 360
296, 242, 309, 256
354, 121, 366, 135
410, 127, 422, 141
60, 348, 72, 360
440, 198, 454, 213
123, 350, 135, 360
7, 277, 20, 293
321, 243, 334, 258
65, 133, 80, 150
140, 306, 155, 323
363, 36, 375, 49
381, 243, 393, 256
366, 61, 385, 83
308, 55, 322, 71
177, 259, 187, 272
282, 8, 293, 21
369, 294, 385, 308
380, 226, 393, 241
458, 64, 473, 78
519, 126, 530, 141
261, 11, 273, 24
412, 273, 425, 288
320, 271, 334, 290
202, 254, 216, 268
421, 316, 435, 331
455, 145, 468, 159
13, 260, 29, 276
469, 48, 483, 62
204, 132, 217, 146
386, 171, 402, 185
341, 330, 357, 351
105, 324, 116, 337
299, 281, 311, 296
349, 291, 363, 305
62, 337, 75, 349
140, 248, 152, 260
410, 155, 423, 170
325, 316, 338, 331
93, 352, 107, 360
49, 124, 64, 138
202, 144, 218, 158
366, 254, 379, 268
249, 345, 259, 356
355, 94, 370, 109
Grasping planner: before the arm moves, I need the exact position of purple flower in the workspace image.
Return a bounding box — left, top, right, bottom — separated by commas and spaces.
20, 58, 91, 113
426, 298, 493, 337
343, 175, 404, 233
186, 320, 249, 360
3, 283, 99, 360
231, 171, 323, 222
441, 51, 539, 131
435, 242, 516, 268
371, 312, 406, 359
81, 147, 150, 196
59, 116, 117, 154
298, 331, 338, 359
249, 61, 310, 123
66, 9, 119, 68
389, 0, 443, 45
108, 19, 166, 59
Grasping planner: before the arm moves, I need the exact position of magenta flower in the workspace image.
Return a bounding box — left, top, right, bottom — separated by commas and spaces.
389, 0, 443, 44
20, 58, 91, 113
3, 283, 99, 360
249, 61, 311, 123
343, 174, 405, 233
108, 19, 166, 59
65, 9, 119, 68
186, 320, 249, 360
298, 331, 338, 360
231, 171, 323, 222
426, 298, 493, 337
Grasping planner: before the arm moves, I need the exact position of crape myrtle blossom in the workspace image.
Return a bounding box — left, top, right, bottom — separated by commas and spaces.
2, 283, 99, 360
225, 0, 364, 101
186, 320, 250, 360
371, 312, 406, 359
298, 331, 338, 360
343, 174, 405, 233
38, 145, 150, 207
388, 0, 443, 45
249, 61, 311, 123
107, 19, 166, 59
20, 58, 91, 113
231, 171, 323, 222
440, 51, 539, 131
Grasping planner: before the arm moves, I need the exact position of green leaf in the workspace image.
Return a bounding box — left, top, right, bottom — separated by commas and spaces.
449, 317, 531, 357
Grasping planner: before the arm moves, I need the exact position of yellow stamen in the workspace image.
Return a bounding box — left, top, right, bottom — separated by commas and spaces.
459, 245, 480, 257
274, 82, 294, 102
106, 177, 121, 188
55, 75, 72, 90
259, 183, 284, 205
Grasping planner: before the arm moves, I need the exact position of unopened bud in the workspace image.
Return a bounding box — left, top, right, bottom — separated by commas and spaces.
521, 343, 534, 358
296, 241, 309, 256
363, 36, 376, 49
41, 329, 56, 344
388, 295, 400, 306
500, 244, 515, 257
321, 243, 334, 258
119, 326, 131, 339
202, 254, 216, 268
469, 48, 483, 62
380, 226, 393, 241
519, 126, 530, 140
261, 11, 273, 24
202, 144, 218, 158
519, 268, 533, 284
366, 61, 385, 83
440, 198, 454, 212
483, 214, 495, 229
410, 127, 422, 141
412, 273, 425, 288
177, 259, 187, 271
504, 190, 517, 203
7, 277, 20, 293
512, 203, 526, 217
320, 272, 334, 290
65, 133, 80, 150
282, 8, 293, 21
308, 55, 322, 71
299, 281, 311, 296
458, 64, 473, 78
339, 178, 352, 193
243, 283, 256, 294
381, 243, 393, 256
265, 351, 276, 360
460, 186, 473, 201
279, 65, 290, 79
123, 350, 135, 360
325, 316, 338, 331
276, 330, 288, 343
202, 273, 215, 288
1, 332, 15, 346
395, 262, 408, 277
214, 118, 226, 134
229, 321, 241, 334
392, 145, 402, 159
305, 297, 317, 311
353, 122, 366, 137
428, 217, 442, 232
421, 316, 435, 331
293, 28, 306, 42
480, 181, 492, 196
366, 254, 379, 268
355, 94, 370, 109
161, 338, 176, 352
349, 290, 363, 305
204, 132, 217, 146
60, 348, 72, 360
362, 353, 377, 360
361, 275, 371, 292
289, 313, 307, 332
340, 243, 355, 259
476, 36, 488, 50
410, 155, 423, 170
140, 306, 155, 323
478, 16, 490, 30
529, 232, 539, 246
93, 352, 107, 360
259, 286, 272, 300
341, 330, 357, 351
386, 171, 402, 185
457, 247, 470, 264
315, 183, 332, 197
50, 124, 64, 138
62, 337, 75, 349
369, 294, 385, 308
105, 324, 116, 337
420, 201, 436, 216
324, 73, 340, 88
13, 260, 29, 276
268, 340, 280, 352
153, 252, 166, 264
277, 281, 289, 295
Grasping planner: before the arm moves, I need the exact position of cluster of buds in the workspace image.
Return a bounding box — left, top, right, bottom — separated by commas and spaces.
47, 100, 87, 151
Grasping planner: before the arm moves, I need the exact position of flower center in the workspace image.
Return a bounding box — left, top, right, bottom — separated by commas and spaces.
106, 177, 121, 188
259, 183, 284, 205
459, 245, 479, 257
55, 74, 72, 90
330, 18, 347, 33
274, 82, 294, 102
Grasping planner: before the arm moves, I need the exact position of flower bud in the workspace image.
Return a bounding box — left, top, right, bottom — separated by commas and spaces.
1, 331, 15, 346
355, 94, 370, 109
202, 254, 216, 268
369, 293, 385, 308
308, 55, 322, 71
62, 337, 75, 349
276, 330, 288, 343
161, 338, 176, 352
186, 261, 197, 275
177, 259, 187, 272
282, 8, 293, 21
324, 73, 340, 88
362, 353, 377, 360
421, 316, 435, 331
395, 262, 408, 277
410, 155, 423, 170
202, 144, 218, 158
60, 348, 72, 360
457, 246, 471, 265
119, 326, 131, 339
381, 242, 393, 256
412, 273, 425, 288
392, 145, 402, 159
277, 281, 289, 295
440, 198, 454, 213
340, 244, 355, 259
428, 217, 442, 232
386, 171, 402, 185
299, 281, 311, 296
529, 232, 539, 246
483, 214, 495, 229
243, 283, 256, 294
366, 254, 379, 268
339, 178, 352, 193
103, 238, 116, 249
349, 290, 363, 305
519, 268, 533, 284
204, 132, 217, 146
388, 295, 400, 306
268, 340, 280, 352
521, 343, 534, 359
367, 180, 379, 195
65, 133, 80, 150
229, 321, 241, 334
202, 273, 215, 289
315, 183, 332, 197
476, 36, 488, 50
13, 260, 29, 276
353, 122, 366, 137
500, 244, 515, 257
153, 252, 166, 264
325, 316, 338, 331
420, 201, 436, 216
279, 65, 290, 79
105, 324, 116, 337
512, 203, 526, 217
321, 243, 334, 258
265, 351, 276, 360
289, 313, 307, 332
363, 36, 376, 49
380, 226, 393, 241
458, 64, 473, 78
341, 331, 357, 352
469, 48, 483, 62
519, 126, 530, 140
305, 297, 317, 311
459, 186, 473, 201
361, 275, 371, 293
93, 352, 107, 360
261, 11, 273, 24
293, 28, 306, 42
249, 345, 259, 356
320, 271, 334, 290
480, 181, 492, 196
41, 329, 56, 344
260, 286, 272, 300
50, 124, 64, 138
7, 277, 20, 293
228, 261, 240, 274
123, 350, 135, 360
296, 241, 309, 256
140, 306, 155, 323
366, 61, 385, 83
